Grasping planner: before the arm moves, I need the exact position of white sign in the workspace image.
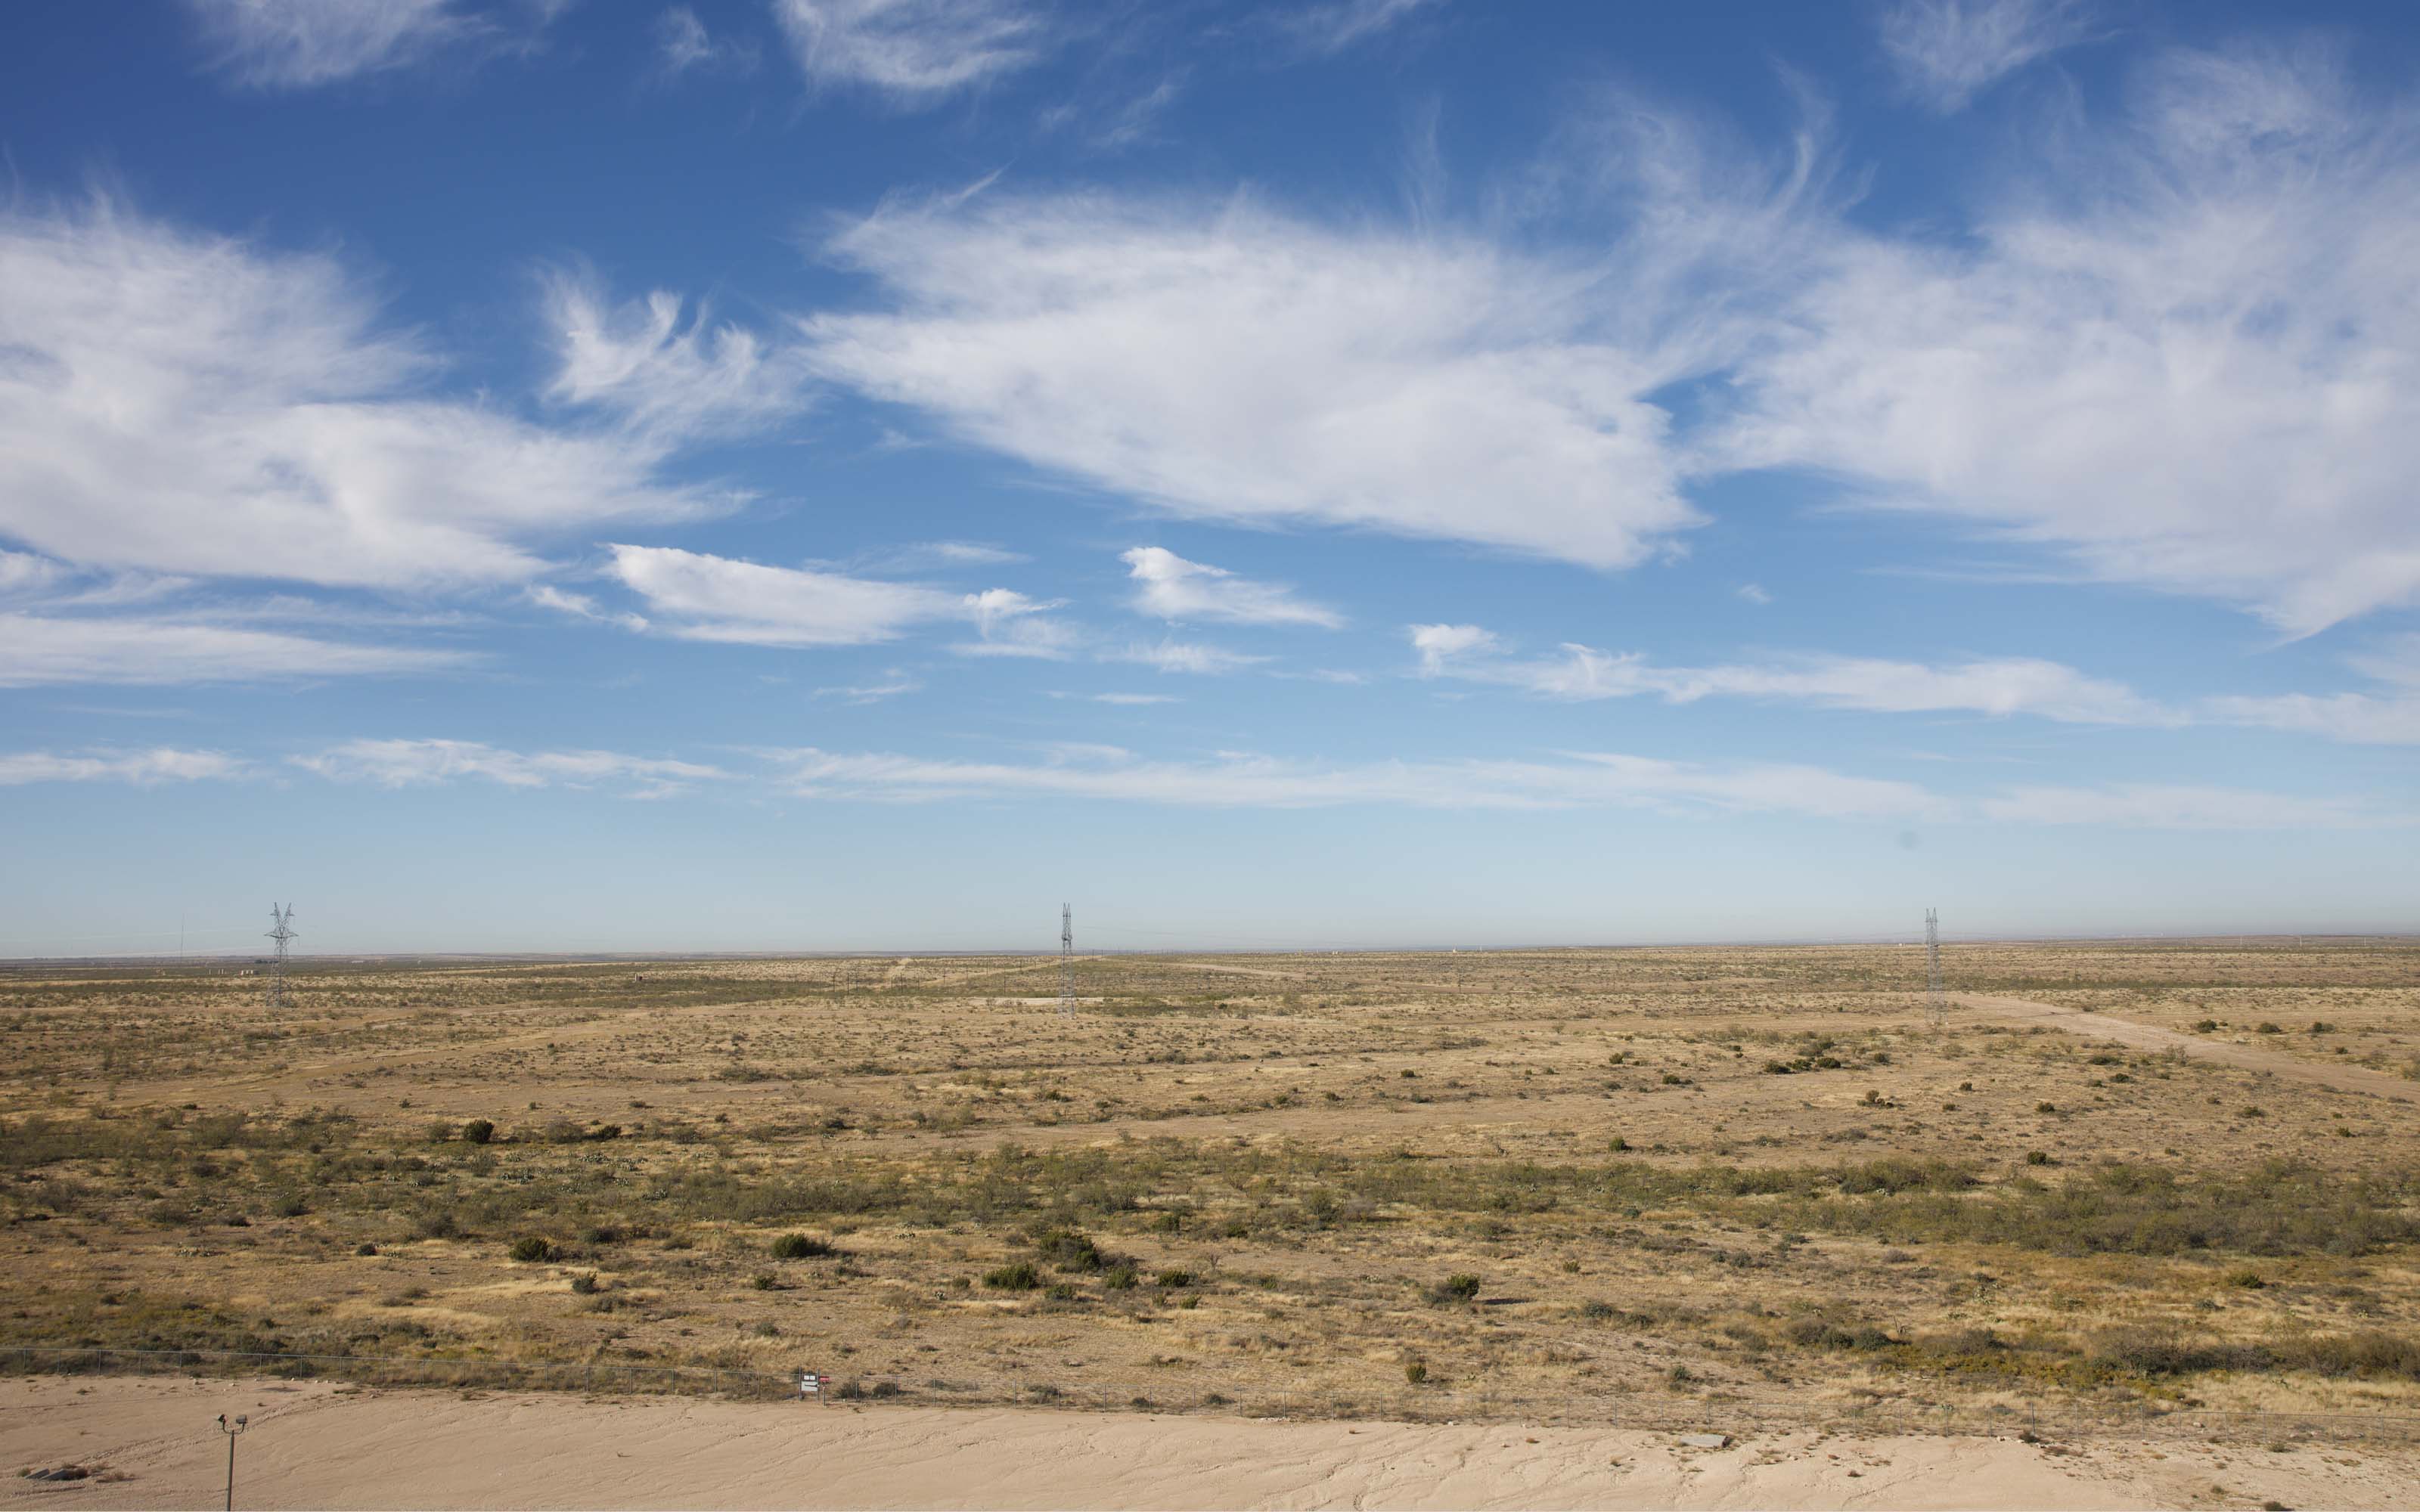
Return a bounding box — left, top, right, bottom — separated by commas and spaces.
799, 1372, 824, 1397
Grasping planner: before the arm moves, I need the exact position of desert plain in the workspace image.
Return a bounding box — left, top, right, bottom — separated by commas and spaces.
5, 937, 2418, 1507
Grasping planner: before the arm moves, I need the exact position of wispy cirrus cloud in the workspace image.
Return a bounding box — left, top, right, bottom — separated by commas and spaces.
768, 0, 1047, 103
526, 584, 650, 634
799, 150, 1813, 569
1416, 624, 2420, 745
0, 201, 721, 594
654, 5, 759, 78
1122, 547, 1340, 627
293, 738, 731, 796
798, 43, 2418, 640
603, 544, 1066, 655
814, 671, 923, 704
1978, 783, 2384, 830
0, 612, 473, 687
543, 274, 812, 441
180, 0, 562, 89
1104, 640, 1269, 676
1271, 0, 1449, 60
0, 747, 245, 786
1412, 626, 2176, 726
770, 743, 1949, 818
1727, 42, 2420, 636
1875, 0, 2103, 113
603, 544, 987, 647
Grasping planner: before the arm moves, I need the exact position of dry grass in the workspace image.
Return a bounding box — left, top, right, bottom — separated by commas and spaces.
3, 938, 2416, 1437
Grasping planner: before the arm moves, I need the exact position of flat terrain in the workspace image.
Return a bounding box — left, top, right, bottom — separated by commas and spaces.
5, 940, 2419, 1503
13, 1374, 2420, 1510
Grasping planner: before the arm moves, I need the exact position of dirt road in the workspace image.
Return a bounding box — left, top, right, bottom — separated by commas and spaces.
9, 1376, 2414, 1510
1956, 992, 2418, 1104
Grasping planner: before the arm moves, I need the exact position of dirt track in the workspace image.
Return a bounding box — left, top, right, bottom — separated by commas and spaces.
1956, 992, 2419, 1104
9, 1376, 2415, 1510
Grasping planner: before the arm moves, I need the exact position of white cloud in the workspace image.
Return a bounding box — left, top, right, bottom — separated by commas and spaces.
544, 274, 810, 439
1274, 0, 1447, 60
0, 203, 719, 593
0, 551, 67, 597
795, 49, 2418, 639
1413, 627, 2176, 725
1726, 42, 2420, 635
2202, 643, 2420, 745
950, 586, 1078, 658
1736, 582, 1773, 605
293, 738, 731, 795
655, 5, 758, 76
0, 613, 473, 686
1065, 691, 1179, 705
858, 540, 1030, 569
2203, 693, 2420, 746
769, 0, 1045, 102
1121, 547, 1340, 627
770, 744, 1947, 818
182, 0, 473, 86
802, 182, 1772, 569
1410, 623, 1503, 675
1979, 783, 2386, 830
1876, 0, 2102, 113
526, 584, 650, 634
814, 672, 923, 703
0, 747, 245, 786
180, 0, 565, 88
1105, 640, 1268, 676
603, 544, 984, 647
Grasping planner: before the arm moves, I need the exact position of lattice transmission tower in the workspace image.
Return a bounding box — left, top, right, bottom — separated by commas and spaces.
1059, 903, 1074, 1016
265, 903, 297, 1011
1924, 906, 1944, 1029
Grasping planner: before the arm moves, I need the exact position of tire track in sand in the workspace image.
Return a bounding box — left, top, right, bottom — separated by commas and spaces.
1955, 991, 2417, 1104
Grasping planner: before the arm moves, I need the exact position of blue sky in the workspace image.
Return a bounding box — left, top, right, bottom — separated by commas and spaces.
2, 0, 2417, 956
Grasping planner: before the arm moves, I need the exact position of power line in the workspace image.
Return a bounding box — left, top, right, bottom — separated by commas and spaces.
1925, 906, 1944, 1029
265, 903, 296, 1011
1055, 909, 1074, 1016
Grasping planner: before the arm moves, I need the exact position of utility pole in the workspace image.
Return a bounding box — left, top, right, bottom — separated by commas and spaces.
216, 1413, 248, 1510
1059, 903, 1073, 1016
265, 904, 296, 1011
1924, 907, 1944, 1029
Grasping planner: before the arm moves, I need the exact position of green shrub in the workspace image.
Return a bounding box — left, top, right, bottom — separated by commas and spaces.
1103, 1266, 1137, 1291
1430, 1272, 1481, 1304
508, 1236, 555, 1263
984, 1262, 1041, 1290
1404, 1361, 1428, 1384
1154, 1269, 1193, 1289
461, 1119, 495, 1145
769, 1232, 832, 1260
1030, 1226, 1106, 1272
570, 1273, 600, 1295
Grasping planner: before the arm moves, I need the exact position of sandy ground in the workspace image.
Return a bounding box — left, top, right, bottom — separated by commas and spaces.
1957, 993, 2420, 1104
8, 1377, 2418, 1510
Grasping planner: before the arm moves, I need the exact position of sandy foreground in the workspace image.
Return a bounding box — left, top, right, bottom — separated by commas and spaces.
7, 1378, 2418, 1510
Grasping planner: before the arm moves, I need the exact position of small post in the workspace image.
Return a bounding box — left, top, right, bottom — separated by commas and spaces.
216, 1413, 248, 1510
